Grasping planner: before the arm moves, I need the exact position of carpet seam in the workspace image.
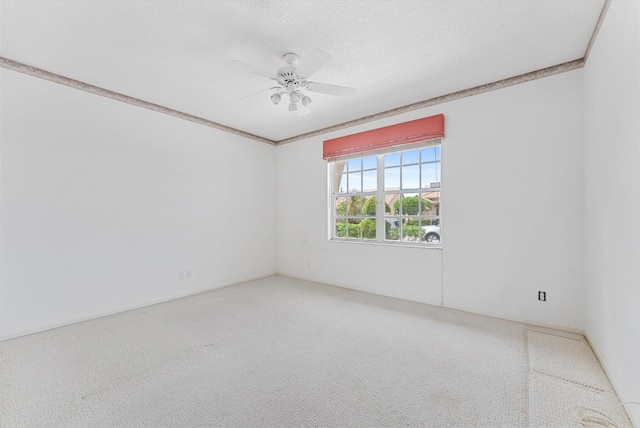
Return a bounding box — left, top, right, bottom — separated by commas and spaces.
525, 329, 584, 342
530, 369, 606, 393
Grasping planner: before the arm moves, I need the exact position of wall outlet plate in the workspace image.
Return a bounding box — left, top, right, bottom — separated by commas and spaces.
538, 291, 546, 301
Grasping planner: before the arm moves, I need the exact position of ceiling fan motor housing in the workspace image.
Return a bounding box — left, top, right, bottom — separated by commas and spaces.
276, 68, 304, 93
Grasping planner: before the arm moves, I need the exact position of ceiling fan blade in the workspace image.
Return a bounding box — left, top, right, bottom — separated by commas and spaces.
295, 49, 332, 78
228, 60, 276, 80
237, 87, 279, 101
307, 82, 357, 97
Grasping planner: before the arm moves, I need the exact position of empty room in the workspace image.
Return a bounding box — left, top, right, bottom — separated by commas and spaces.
1, 0, 639, 427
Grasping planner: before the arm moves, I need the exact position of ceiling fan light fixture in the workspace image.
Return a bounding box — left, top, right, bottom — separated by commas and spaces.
288, 102, 298, 113
270, 93, 281, 105
290, 92, 301, 103
302, 95, 312, 107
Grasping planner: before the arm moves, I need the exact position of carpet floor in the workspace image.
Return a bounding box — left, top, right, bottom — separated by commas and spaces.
0, 275, 632, 427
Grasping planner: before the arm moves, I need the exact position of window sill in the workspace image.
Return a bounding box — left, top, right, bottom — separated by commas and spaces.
328, 238, 442, 250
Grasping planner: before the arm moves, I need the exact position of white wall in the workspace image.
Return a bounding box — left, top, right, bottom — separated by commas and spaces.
583, 0, 640, 425
277, 69, 585, 330
0, 69, 277, 339
443, 71, 585, 330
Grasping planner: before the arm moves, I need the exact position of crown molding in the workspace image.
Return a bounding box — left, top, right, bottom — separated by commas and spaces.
276, 58, 584, 145
0, 57, 277, 146
583, 0, 612, 63
1, 56, 586, 147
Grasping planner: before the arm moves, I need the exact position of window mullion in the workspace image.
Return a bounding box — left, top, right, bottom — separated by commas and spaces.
376, 154, 384, 242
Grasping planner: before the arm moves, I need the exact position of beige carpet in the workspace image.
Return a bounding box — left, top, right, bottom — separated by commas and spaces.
0, 275, 631, 427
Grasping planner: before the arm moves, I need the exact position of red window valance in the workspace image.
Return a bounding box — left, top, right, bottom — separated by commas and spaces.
323, 114, 445, 160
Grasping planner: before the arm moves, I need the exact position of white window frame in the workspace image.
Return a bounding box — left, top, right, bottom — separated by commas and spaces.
328, 139, 442, 247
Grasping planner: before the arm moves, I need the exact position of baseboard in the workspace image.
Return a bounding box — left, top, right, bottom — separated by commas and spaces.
585, 333, 640, 428
442, 303, 585, 335
0, 272, 276, 342
276, 272, 584, 335
275, 271, 441, 306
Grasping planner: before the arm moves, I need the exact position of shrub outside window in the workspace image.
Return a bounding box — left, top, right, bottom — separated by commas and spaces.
330, 143, 441, 245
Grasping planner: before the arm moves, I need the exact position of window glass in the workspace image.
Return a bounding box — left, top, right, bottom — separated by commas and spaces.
335, 196, 347, 216
401, 164, 420, 189
362, 218, 376, 240
421, 146, 437, 162
331, 143, 441, 245
384, 152, 400, 167
362, 195, 376, 216
384, 167, 400, 190
348, 172, 361, 193
335, 219, 347, 238
421, 163, 440, 188
347, 159, 361, 172
363, 156, 377, 170
362, 170, 377, 192
402, 150, 420, 165
337, 174, 347, 193
398, 193, 420, 216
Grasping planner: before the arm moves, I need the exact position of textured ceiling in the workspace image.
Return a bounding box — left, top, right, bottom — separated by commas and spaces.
1, 0, 605, 142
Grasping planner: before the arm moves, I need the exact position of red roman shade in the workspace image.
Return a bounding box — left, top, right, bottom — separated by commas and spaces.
323, 114, 444, 160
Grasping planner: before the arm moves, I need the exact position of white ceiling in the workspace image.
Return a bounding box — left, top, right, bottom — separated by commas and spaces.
1, 0, 605, 142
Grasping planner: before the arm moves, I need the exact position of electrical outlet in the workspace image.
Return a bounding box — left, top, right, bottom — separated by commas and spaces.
179, 271, 185, 280
538, 291, 546, 302
186, 269, 192, 279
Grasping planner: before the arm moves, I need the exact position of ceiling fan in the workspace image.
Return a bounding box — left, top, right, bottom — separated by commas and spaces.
229, 49, 356, 115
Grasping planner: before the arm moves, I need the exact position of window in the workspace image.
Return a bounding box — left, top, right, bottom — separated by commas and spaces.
330, 142, 441, 245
